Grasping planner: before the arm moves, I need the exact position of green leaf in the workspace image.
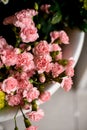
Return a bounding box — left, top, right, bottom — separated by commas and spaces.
51, 12, 62, 24
80, 21, 87, 32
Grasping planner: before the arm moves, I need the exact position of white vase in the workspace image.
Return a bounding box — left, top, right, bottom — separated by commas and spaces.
0, 28, 85, 122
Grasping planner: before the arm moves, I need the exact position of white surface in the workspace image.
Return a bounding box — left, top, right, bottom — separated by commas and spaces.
0, 28, 85, 122
0, 124, 4, 130
2, 89, 87, 130
74, 33, 87, 90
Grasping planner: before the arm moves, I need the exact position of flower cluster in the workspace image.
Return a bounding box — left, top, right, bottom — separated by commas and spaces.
0, 3, 74, 130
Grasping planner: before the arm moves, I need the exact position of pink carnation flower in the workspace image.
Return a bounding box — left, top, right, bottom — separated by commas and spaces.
27, 109, 44, 122
1, 47, 17, 66
3, 15, 16, 25
1, 77, 18, 94
15, 17, 34, 29
6, 94, 22, 106
39, 91, 51, 103
61, 77, 73, 91
15, 9, 38, 20
17, 52, 35, 72
18, 79, 33, 92
34, 54, 52, 74
52, 63, 64, 78
3, 9, 38, 28
0, 37, 8, 50
67, 57, 75, 67
65, 67, 74, 77
26, 126, 38, 130
14, 9, 38, 29
23, 87, 40, 102
50, 31, 60, 43
59, 31, 69, 44
33, 40, 50, 55
20, 26, 39, 43
49, 43, 61, 52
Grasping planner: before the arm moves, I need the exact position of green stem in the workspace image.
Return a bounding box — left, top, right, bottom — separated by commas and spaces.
20, 106, 31, 128
14, 108, 19, 130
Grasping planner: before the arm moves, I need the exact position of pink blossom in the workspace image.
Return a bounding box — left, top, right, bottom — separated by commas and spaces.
15, 9, 38, 20
3, 15, 16, 25
1, 77, 18, 94
17, 52, 35, 72
27, 70, 35, 78
6, 94, 22, 106
15, 17, 34, 29
40, 4, 51, 14
50, 31, 60, 43
67, 57, 75, 67
39, 91, 50, 103
18, 79, 33, 92
39, 74, 46, 83
3, 9, 38, 28
26, 126, 38, 130
61, 77, 73, 91
33, 40, 50, 55
14, 9, 38, 29
20, 72, 28, 80
65, 67, 74, 77
1, 48, 17, 66
0, 37, 8, 50
59, 31, 69, 44
14, 72, 33, 91
52, 63, 64, 78
45, 62, 53, 73
49, 43, 62, 52
20, 27, 39, 43
34, 55, 52, 74
23, 87, 40, 102
27, 109, 44, 122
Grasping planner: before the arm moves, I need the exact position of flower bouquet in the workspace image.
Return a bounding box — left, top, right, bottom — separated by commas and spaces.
0, 0, 82, 130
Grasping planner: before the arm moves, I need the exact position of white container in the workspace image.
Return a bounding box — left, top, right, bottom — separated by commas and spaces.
0, 28, 85, 122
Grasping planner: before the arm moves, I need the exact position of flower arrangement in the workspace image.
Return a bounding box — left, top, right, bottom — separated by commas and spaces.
0, 0, 75, 130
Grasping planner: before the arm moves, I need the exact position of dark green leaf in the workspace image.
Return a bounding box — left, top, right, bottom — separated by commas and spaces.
51, 12, 62, 24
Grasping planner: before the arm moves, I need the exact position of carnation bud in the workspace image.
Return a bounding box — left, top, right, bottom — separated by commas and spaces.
39, 74, 46, 83
24, 117, 31, 128
34, 2, 39, 11
32, 100, 38, 111
14, 126, 19, 130
37, 24, 41, 30
58, 59, 68, 66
